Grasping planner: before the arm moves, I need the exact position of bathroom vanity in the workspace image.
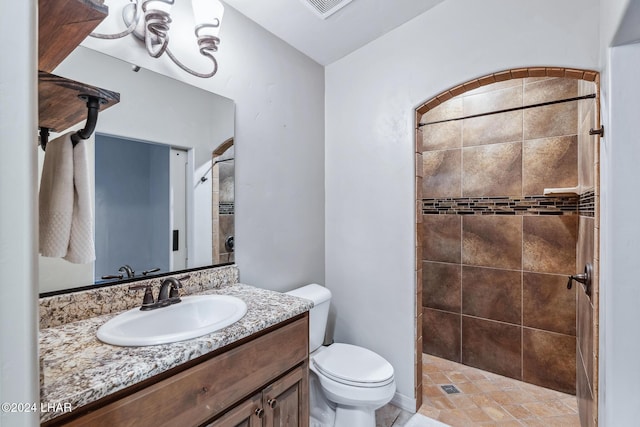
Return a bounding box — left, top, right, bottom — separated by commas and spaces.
39, 273, 312, 427
47, 316, 308, 426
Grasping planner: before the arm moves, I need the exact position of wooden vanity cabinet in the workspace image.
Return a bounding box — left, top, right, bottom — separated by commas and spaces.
207, 393, 263, 427
206, 363, 308, 427
49, 314, 309, 427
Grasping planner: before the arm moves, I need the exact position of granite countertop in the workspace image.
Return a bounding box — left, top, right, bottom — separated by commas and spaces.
39, 283, 313, 423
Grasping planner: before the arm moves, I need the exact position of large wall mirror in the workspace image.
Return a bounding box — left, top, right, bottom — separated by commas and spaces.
38, 46, 235, 295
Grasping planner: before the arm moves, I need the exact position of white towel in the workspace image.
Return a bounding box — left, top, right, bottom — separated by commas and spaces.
39, 132, 95, 263
64, 137, 95, 263
39, 132, 74, 258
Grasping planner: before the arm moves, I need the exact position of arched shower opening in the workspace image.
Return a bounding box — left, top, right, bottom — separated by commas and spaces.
414, 67, 600, 426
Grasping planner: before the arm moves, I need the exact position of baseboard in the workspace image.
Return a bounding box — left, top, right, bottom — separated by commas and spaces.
391, 392, 416, 413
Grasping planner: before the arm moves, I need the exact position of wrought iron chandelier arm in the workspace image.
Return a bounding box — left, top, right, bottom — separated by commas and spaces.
90, 0, 143, 39
165, 46, 218, 79
165, 26, 220, 78
144, 10, 171, 58
88, 0, 222, 79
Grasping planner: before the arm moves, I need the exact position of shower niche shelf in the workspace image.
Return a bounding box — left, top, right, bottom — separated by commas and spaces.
543, 186, 580, 196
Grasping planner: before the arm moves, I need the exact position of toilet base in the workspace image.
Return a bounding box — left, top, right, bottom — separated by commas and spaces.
334, 405, 376, 427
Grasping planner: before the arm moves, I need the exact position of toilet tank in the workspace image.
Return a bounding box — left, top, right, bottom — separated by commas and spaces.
286, 284, 331, 352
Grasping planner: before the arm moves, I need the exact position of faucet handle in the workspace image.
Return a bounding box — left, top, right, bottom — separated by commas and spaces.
142, 267, 161, 276
129, 283, 155, 309
169, 275, 191, 298
169, 275, 189, 298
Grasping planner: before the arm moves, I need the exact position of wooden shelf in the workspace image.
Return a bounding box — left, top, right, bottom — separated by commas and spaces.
38, 0, 120, 134
39, 71, 120, 133
39, 0, 108, 73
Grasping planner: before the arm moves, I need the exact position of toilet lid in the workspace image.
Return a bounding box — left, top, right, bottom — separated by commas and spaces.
313, 343, 394, 387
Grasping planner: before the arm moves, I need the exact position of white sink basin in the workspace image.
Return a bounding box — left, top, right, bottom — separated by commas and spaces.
97, 295, 248, 346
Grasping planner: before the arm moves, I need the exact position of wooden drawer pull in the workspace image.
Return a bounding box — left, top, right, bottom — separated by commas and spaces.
254, 408, 264, 419
267, 398, 278, 409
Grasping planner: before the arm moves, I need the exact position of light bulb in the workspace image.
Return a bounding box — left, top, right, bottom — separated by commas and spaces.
192, 0, 224, 38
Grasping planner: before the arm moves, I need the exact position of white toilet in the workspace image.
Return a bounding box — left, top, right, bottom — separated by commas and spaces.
286, 284, 396, 427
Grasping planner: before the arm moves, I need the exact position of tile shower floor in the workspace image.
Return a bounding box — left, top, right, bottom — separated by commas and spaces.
419, 353, 580, 426
376, 354, 580, 427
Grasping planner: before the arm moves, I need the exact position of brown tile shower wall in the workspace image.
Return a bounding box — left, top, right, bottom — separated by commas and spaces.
219, 205, 235, 263
576, 79, 599, 427
420, 77, 583, 394
213, 153, 235, 264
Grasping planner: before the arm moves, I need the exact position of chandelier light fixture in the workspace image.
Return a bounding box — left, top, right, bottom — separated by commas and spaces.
90, 0, 224, 78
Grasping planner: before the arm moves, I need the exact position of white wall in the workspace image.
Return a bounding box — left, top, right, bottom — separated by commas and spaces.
593, 1, 640, 425
0, 1, 39, 426
81, 3, 326, 292
599, 41, 640, 427
600, 0, 633, 52
325, 0, 600, 406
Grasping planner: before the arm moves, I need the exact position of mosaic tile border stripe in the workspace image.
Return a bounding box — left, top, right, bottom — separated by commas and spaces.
579, 189, 595, 217
422, 195, 579, 216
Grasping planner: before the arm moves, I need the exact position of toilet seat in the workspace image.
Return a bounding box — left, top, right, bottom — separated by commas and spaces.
312, 343, 394, 388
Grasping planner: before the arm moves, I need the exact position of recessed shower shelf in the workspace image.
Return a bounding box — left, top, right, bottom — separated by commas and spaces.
543, 186, 580, 196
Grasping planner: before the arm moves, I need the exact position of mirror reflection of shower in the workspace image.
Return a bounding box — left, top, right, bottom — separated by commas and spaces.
210, 138, 234, 264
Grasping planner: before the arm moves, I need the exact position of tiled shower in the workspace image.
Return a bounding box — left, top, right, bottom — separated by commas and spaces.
212, 146, 235, 264
417, 74, 598, 416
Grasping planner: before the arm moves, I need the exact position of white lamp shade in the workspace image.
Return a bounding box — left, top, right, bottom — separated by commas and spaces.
144, 0, 174, 14
192, 0, 224, 37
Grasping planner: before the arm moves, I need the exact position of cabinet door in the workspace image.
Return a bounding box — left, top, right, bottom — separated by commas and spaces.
263, 363, 309, 427
205, 393, 263, 427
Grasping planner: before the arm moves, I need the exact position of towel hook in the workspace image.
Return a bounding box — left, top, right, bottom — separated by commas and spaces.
39, 94, 107, 151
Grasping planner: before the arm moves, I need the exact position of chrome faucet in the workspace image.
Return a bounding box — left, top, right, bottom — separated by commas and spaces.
118, 264, 135, 278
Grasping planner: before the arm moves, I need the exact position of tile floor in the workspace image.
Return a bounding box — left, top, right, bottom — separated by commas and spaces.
376, 354, 580, 427
376, 404, 415, 427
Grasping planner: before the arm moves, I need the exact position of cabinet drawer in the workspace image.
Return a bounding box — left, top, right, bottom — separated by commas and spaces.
63, 315, 308, 427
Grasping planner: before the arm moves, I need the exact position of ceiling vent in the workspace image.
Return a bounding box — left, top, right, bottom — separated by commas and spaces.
301, 0, 354, 19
